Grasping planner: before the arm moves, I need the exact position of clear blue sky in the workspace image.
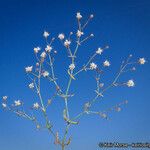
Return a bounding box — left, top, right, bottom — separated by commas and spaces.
0, 0, 150, 150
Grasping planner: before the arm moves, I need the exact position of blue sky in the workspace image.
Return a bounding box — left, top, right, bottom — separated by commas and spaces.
0, 0, 150, 150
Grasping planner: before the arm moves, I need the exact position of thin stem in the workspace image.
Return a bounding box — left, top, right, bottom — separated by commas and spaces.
61, 124, 71, 150
64, 77, 72, 119
48, 54, 55, 79
47, 53, 64, 95
38, 62, 45, 109
82, 16, 91, 30
73, 37, 80, 58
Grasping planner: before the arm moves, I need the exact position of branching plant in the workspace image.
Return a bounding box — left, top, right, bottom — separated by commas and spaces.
1, 12, 146, 150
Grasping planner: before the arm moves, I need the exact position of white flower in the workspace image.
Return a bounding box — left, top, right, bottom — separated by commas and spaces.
58, 33, 65, 40
54, 50, 57, 54
2, 103, 7, 108
99, 83, 104, 88
90, 14, 94, 18
90, 62, 97, 70
14, 100, 22, 106
25, 66, 33, 73
29, 83, 34, 89
103, 60, 110, 67
45, 45, 52, 53
33, 102, 39, 109
77, 30, 84, 37
100, 113, 107, 118
90, 33, 94, 37
96, 48, 103, 55
69, 63, 75, 70
132, 67, 136, 71
43, 31, 49, 38
115, 107, 121, 112
43, 71, 49, 77
64, 40, 71, 47
139, 58, 146, 65
127, 80, 135, 87
40, 52, 46, 58
76, 12, 82, 19
36, 63, 39, 67
2, 96, 8, 101
34, 47, 41, 54
105, 45, 109, 49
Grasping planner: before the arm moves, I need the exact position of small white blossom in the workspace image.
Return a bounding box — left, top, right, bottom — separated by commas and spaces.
2, 96, 8, 101
45, 45, 52, 53
25, 66, 33, 73
115, 107, 121, 112
100, 113, 107, 118
64, 40, 71, 47
34, 47, 41, 54
103, 60, 110, 67
43, 71, 49, 77
99, 83, 104, 88
2, 103, 7, 108
105, 45, 109, 49
90, 33, 94, 37
29, 83, 34, 89
40, 52, 46, 58
14, 100, 22, 106
69, 64, 75, 70
70, 32, 73, 35
127, 80, 135, 87
132, 67, 136, 71
96, 48, 103, 55
33, 102, 39, 109
36, 63, 39, 67
58, 33, 65, 40
77, 30, 84, 37
76, 12, 82, 19
54, 50, 57, 54
43, 31, 49, 38
90, 14, 94, 18
90, 62, 97, 70
139, 58, 146, 65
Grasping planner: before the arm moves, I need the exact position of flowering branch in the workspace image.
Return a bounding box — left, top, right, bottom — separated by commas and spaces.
1, 12, 147, 150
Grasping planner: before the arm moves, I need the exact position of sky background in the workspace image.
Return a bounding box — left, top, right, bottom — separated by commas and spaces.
0, 0, 150, 150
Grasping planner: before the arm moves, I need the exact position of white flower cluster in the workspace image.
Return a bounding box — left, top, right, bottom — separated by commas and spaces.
1, 12, 147, 150
2, 96, 8, 108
